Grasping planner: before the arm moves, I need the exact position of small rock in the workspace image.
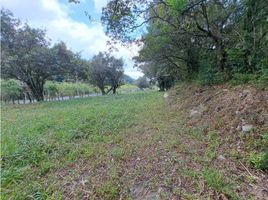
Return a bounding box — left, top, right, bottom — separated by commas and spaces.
236, 125, 241, 131
218, 155, 225, 160
190, 110, 201, 118
242, 124, 254, 132
163, 93, 168, 98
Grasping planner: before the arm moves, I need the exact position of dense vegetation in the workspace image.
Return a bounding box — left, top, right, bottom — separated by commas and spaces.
0, 79, 98, 103
101, 0, 268, 88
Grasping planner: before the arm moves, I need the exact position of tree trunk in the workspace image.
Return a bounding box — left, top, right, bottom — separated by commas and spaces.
112, 87, 116, 94
219, 46, 227, 71
27, 92, 32, 103
100, 87, 106, 95
216, 40, 228, 72
30, 85, 44, 101
25, 78, 45, 102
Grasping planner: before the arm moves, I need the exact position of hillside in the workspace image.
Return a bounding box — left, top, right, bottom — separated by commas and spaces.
123, 75, 135, 84
1, 85, 268, 199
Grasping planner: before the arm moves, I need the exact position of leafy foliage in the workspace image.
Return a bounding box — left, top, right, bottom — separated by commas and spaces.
101, 0, 268, 87
1, 9, 77, 101
1, 9, 131, 101
44, 81, 96, 99
86, 52, 124, 94
135, 76, 150, 89
0, 79, 23, 102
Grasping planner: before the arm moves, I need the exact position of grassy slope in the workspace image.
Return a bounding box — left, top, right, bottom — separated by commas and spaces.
1, 90, 267, 199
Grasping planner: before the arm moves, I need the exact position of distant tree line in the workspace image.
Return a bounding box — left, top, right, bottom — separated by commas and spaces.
1, 9, 126, 102
101, 0, 268, 89
0, 79, 97, 104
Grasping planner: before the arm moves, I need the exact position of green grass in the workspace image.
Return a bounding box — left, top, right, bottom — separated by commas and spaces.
205, 131, 221, 161
117, 84, 139, 93
203, 168, 238, 199
1, 88, 258, 199
1, 91, 163, 199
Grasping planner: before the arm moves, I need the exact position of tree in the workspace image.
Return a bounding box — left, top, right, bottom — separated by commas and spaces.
87, 52, 124, 95
231, 0, 268, 73
135, 76, 149, 89
1, 9, 75, 101
86, 52, 108, 95
100, 0, 268, 85
106, 55, 124, 94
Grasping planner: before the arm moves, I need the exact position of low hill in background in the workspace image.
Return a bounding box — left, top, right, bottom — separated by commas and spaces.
123, 74, 135, 84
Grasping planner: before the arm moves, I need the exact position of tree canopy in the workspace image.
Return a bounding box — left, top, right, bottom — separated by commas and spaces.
1, 9, 79, 101
101, 0, 268, 86
86, 52, 124, 94
1, 9, 128, 102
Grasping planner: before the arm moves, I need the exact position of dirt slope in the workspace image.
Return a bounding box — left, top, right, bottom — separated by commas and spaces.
166, 84, 268, 199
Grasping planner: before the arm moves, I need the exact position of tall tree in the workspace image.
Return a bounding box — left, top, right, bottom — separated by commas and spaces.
106, 55, 124, 94
87, 52, 124, 95
101, 0, 255, 83
1, 9, 75, 101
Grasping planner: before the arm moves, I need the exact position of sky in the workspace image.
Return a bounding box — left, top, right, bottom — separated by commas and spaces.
1, 0, 144, 79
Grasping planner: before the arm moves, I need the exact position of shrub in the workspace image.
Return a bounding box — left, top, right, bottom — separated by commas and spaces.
229, 73, 258, 85
1, 79, 23, 102
197, 67, 226, 85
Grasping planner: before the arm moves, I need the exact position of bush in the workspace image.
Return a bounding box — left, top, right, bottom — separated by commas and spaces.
197, 67, 226, 86
229, 73, 258, 85
135, 76, 150, 89
44, 81, 58, 99
44, 82, 96, 99
256, 66, 268, 86
1, 79, 23, 102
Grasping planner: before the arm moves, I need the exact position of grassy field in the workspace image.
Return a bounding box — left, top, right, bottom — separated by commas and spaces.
1, 90, 266, 199
1, 91, 166, 199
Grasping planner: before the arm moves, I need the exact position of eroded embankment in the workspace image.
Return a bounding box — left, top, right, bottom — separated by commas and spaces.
165, 84, 268, 199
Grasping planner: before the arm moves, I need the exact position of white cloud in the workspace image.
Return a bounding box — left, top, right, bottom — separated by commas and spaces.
1, 0, 143, 79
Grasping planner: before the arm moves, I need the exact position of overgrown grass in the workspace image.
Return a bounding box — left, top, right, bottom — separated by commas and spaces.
1, 91, 162, 199
1, 86, 263, 199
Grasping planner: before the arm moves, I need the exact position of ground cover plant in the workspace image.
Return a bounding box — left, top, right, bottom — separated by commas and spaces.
1, 88, 267, 199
